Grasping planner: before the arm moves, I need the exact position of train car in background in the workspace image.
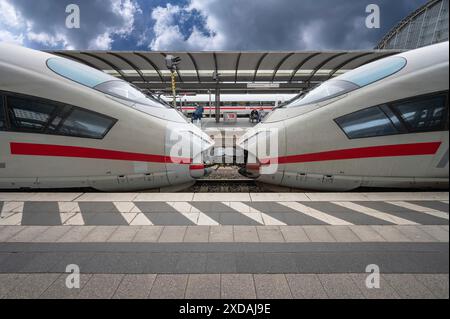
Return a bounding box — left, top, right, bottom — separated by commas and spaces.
162, 94, 297, 117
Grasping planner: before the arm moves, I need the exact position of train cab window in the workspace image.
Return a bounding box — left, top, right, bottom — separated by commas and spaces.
335, 106, 399, 139
338, 56, 407, 87
48, 57, 169, 110
4, 93, 116, 139
0, 97, 5, 130
284, 57, 407, 108
58, 108, 116, 139
7, 96, 57, 132
94, 80, 168, 108
47, 58, 114, 88
391, 94, 448, 133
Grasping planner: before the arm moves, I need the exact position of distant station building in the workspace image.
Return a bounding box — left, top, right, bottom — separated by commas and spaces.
376, 0, 449, 50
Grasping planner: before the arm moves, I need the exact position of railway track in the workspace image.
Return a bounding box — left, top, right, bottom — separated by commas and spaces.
187, 179, 265, 192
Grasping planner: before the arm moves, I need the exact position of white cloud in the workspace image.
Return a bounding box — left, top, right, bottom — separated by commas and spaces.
85, 0, 141, 49
88, 32, 113, 50
0, 0, 26, 44
111, 0, 142, 37
0, 29, 24, 44
149, 2, 224, 51
1, 0, 427, 51
148, 0, 424, 51
0, 0, 141, 49
149, 4, 183, 50
0, 0, 23, 28
26, 31, 69, 48
185, 26, 223, 50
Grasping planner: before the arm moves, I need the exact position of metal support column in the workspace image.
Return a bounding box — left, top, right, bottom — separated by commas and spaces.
215, 88, 221, 123
213, 72, 221, 123
208, 89, 212, 118
171, 71, 177, 109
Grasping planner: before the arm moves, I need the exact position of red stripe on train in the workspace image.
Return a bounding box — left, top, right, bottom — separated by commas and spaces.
189, 164, 205, 170
10, 142, 192, 164
258, 142, 442, 165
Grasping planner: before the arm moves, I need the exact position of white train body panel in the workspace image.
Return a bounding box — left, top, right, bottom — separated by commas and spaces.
0, 43, 214, 191
239, 42, 449, 191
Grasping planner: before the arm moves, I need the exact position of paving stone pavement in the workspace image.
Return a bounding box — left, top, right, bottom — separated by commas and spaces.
0, 273, 447, 299
0, 192, 447, 227
0, 192, 448, 299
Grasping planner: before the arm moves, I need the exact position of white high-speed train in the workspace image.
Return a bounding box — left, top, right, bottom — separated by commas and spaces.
238, 42, 449, 191
163, 94, 296, 116
0, 43, 214, 191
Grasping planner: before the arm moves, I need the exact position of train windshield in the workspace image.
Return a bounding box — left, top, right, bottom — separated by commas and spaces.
284, 56, 407, 108
286, 80, 358, 108
47, 58, 116, 88
94, 81, 168, 108
47, 57, 168, 108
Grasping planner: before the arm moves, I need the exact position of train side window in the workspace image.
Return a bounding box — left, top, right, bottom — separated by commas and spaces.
0, 97, 5, 130
58, 108, 116, 139
390, 94, 448, 133
379, 104, 408, 133
7, 96, 57, 132
335, 106, 399, 139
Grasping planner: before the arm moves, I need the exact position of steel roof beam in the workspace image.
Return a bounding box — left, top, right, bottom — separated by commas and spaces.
187, 53, 201, 83
108, 52, 148, 83
80, 52, 128, 79
234, 53, 242, 83
288, 52, 321, 83
271, 52, 295, 82
303, 52, 347, 83
213, 52, 219, 79
133, 52, 165, 83
252, 53, 269, 82
327, 52, 374, 79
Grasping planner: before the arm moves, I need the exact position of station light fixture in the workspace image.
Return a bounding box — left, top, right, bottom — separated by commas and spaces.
165, 55, 181, 72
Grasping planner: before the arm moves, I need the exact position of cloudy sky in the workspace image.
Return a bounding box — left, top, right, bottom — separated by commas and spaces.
0, 0, 427, 51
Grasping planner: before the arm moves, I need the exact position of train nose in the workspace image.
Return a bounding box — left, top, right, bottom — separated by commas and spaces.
237, 123, 285, 180
165, 123, 215, 182
188, 132, 215, 179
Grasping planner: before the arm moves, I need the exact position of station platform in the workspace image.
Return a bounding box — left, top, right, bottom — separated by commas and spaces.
198, 118, 254, 163
200, 117, 257, 130
0, 192, 448, 299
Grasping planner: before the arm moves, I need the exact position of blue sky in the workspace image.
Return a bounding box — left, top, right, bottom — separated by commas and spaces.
0, 0, 428, 51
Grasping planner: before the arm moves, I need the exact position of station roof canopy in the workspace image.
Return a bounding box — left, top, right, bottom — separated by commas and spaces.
47, 50, 402, 94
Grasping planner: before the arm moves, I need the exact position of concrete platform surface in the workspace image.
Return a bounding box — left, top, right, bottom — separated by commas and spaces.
0, 273, 447, 299
0, 192, 448, 299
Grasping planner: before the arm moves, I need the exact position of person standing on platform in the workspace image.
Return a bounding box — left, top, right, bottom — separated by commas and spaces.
192, 103, 204, 123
